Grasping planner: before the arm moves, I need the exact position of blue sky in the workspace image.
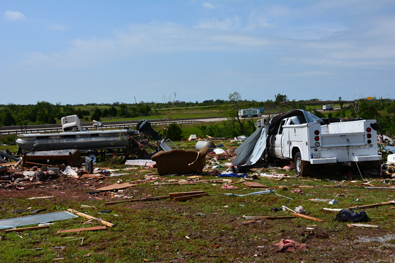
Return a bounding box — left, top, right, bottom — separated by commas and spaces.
1, 0, 394, 105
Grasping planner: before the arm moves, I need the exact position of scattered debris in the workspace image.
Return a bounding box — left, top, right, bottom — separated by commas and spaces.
224, 189, 274, 197
125, 159, 156, 167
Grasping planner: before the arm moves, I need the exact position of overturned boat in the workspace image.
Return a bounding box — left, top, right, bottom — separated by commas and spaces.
16, 115, 143, 159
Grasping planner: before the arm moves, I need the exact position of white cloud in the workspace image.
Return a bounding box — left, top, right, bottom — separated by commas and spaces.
202, 2, 215, 10
15, 2, 395, 72
4, 10, 25, 22
195, 17, 241, 30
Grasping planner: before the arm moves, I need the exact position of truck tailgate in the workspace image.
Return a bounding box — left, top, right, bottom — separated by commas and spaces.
321, 132, 366, 147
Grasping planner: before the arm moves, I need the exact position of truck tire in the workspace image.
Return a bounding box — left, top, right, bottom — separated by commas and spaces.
294, 152, 310, 176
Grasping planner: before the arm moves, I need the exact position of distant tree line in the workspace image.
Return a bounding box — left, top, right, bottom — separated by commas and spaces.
0, 101, 153, 126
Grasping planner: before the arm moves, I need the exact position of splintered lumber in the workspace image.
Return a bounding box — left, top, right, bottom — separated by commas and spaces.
243, 216, 295, 220
5, 225, 50, 232
349, 201, 395, 210
2, 162, 19, 167
105, 191, 207, 205
67, 209, 114, 227
105, 195, 170, 205
169, 191, 205, 197
57, 226, 107, 234
243, 182, 268, 188
347, 223, 379, 228
291, 213, 325, 222
96, 182, 138, 192
79, 174, 105, 179
174, 193, 208, 201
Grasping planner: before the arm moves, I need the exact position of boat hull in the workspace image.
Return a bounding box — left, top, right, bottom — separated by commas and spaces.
16, 129, 139, 152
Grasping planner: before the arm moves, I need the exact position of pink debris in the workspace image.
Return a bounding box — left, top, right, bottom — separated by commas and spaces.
275, 239, 308, 252
290, 188, 304, 194
221, 185, 239, 190
283, 161, 295, 170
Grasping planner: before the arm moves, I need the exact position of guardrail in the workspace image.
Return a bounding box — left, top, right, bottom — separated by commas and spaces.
0, 120, 197, 136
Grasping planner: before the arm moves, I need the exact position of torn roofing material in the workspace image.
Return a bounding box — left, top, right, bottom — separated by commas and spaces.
232, 123, 269, 166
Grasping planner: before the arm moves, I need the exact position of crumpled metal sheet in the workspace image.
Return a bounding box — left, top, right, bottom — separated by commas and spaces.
232, 123, 269, 167
0, 211, 78, 230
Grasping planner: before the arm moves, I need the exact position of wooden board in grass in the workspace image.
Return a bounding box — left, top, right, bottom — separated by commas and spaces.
243, 182, 268, 188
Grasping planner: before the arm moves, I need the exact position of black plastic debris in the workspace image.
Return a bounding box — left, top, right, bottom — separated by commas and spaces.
335, 208, 370, 222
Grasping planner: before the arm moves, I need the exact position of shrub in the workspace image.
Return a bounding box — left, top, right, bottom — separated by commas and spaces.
165, 123, 183, 141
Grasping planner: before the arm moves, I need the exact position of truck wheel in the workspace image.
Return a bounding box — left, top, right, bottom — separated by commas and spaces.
294, 152, 310, 176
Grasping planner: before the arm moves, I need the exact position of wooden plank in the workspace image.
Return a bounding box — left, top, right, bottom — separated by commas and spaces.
96, 182, 137, 191
1, 162, 19, 167
291, 213, 325, 222
174, 193, 208, 201
243, 182, 268, 188
349, 201, 395, 210
347, 223, 379, 228
79, 174, 105, 179
67, 209, 114, 227
243, 216, 295, 220
57, 226, 107, 234
169, 191, 205, 197
105, 195, 170, 205
5, 225, 49, 232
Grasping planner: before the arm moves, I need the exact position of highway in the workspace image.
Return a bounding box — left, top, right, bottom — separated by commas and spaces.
0, 117, 229, 135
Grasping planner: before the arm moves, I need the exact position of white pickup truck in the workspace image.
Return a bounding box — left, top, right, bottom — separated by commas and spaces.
234, 109, 382, 176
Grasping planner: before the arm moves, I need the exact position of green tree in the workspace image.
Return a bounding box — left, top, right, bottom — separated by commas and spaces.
165, 123, 183, 141
225, 92, 254, 136
275, 93, 288, 104
91, 108, 102, 121
102, 108, 109, 118
75, 109, 84, 119
3, 111, 16, 126
118, 104, 128, 117
109, 106, 118, 117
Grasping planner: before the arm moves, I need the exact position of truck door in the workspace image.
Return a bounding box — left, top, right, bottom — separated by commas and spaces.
274, 119, 286, 158
282, 126, 290, 158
